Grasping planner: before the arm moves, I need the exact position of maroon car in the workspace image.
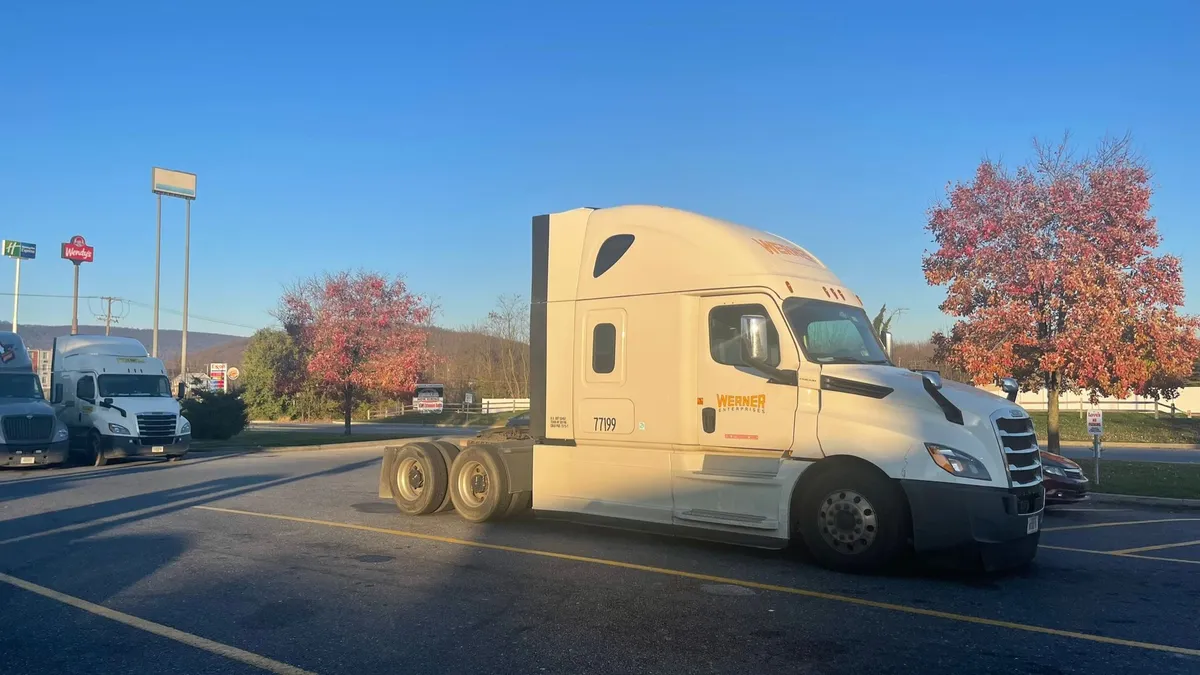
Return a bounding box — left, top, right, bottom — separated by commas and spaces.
1041, 450, 1089, 503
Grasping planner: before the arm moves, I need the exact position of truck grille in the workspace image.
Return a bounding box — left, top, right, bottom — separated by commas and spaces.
137, 413, 177, 443
2, 415, 55, 442
995, 415, 1042, 489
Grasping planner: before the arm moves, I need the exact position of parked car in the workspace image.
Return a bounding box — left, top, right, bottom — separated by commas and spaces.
1041, 450, 1089, 504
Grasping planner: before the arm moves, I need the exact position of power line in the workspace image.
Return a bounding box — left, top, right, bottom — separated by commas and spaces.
0, 292, 259, 331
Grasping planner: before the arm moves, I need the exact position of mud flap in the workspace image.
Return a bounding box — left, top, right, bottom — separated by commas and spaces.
378, 446, 402, 499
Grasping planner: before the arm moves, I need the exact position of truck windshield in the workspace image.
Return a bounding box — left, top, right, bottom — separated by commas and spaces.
782, 298, 891, 365
98, 374, 171, 397
0, 373, 44, 399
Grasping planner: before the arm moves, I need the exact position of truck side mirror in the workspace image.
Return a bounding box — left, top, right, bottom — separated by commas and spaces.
739, 315, 770, 364
52, 383, 63, 404
102, 397, 114, 407
918, 370, 943, 389
1000, 377, 1019, 402
177, 382, 185, 400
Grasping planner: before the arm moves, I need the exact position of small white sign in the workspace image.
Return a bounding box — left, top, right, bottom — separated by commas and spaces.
1087, 409, 1103, 436
464, 392, 475, 405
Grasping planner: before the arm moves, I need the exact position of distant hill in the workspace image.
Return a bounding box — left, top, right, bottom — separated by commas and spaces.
3, 322, 245, 361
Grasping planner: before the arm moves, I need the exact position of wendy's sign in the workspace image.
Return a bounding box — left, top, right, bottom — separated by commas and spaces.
61, 236, 94, 264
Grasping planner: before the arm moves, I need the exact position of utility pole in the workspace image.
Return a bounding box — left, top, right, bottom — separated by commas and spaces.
99, 296, 117, 336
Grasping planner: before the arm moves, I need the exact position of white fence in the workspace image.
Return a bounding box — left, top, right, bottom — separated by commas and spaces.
364, 398, 530, 420
979, 385, 1200, 417
482, 398, 530, 413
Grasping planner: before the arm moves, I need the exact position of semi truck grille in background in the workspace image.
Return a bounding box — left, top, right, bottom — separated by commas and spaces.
995, 415, 1043, 490
2, 415, 55, 442
137, 413, 177, 443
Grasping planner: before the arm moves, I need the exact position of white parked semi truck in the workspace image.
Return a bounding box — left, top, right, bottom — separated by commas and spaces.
0, 332, 70, 467
378, 205, 1042, 572
50, 335, 191, 466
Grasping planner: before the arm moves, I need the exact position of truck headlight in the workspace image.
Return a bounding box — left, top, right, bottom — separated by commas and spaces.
180, 419, 191, 435
53, 426, 69, 442
108, 423, 131, 435
1043, 465, 1066, 477
925, 443, 991, 481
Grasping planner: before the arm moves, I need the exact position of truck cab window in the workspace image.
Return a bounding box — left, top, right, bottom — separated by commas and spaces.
76, 376, 95, 400
782, 297, 889, 365
592, 323, 617, 373
708, 304, 780, 367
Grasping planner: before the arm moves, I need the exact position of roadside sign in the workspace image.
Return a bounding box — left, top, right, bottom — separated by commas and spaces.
1087, 409, 1103, 436
208, 362, 228, 393
464, 392, 475, 405
227, 366, 240, 381
152, 167, 198, 200
60, 235, 95, 263
2, 240, 36, 259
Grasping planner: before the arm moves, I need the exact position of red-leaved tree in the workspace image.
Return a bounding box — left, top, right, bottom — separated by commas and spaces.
277, 270, 438, 434
923, 135, 1200, 452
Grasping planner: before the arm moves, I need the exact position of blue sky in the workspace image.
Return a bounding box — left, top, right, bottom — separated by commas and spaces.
1, 1, 1197, 341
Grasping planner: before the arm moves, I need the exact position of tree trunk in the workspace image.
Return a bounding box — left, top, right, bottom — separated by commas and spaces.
343, 384, 353, 436
1046, 373, 1060, 453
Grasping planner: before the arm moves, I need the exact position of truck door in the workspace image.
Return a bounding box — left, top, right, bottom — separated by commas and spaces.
72, 374, 97, 436
671, 294, 803, 535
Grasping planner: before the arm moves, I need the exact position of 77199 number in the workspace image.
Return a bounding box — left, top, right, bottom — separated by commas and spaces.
593, 417, 617, 432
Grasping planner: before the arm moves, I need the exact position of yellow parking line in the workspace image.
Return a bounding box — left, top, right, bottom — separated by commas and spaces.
194, 505, 1200, 658
1110, 539, 1200, 555
1039, 544, 1200, 566
0, 571, 315, 675
1042, 518, 1200, 532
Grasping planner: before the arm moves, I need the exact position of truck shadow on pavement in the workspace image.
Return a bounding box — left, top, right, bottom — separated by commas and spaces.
0, 452, 254, 504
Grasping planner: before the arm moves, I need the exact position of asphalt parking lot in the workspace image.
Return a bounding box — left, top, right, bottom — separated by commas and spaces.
2, 448, 1199, 675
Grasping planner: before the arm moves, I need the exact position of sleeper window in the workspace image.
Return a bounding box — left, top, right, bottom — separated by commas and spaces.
708, 304, 781, 367
592, 323, 617, 374
76, 376, 95, 400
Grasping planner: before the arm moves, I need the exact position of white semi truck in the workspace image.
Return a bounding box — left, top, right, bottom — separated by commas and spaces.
0, 332, 70, 467
378, 205, 1042, 572
50, 335, 191, 466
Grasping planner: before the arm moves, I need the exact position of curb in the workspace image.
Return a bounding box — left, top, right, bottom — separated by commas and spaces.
1086, 492, 1200, 510
1039, 440, 1200, 450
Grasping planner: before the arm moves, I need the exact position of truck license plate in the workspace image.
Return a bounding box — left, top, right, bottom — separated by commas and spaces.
1027, 515, 1040, 534
19, 456, 34, 465
152, 446, 165, 453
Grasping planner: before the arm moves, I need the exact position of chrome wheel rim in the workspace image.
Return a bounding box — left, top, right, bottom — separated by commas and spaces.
817, 489, 878, 554
396, 457, 425, 501
457, 460, 488, 508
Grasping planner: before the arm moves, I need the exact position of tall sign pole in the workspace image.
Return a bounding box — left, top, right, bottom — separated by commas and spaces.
2, 240, 36, 333
181, 199, 191, 377
153, 193, 162, 356
60, 236, 95, 335
150, 167, 197, 362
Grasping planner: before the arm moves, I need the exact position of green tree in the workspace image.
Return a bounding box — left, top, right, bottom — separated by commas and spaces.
241, 328, 305, 420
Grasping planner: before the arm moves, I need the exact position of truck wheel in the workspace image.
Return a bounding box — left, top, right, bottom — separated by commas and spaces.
88, 432, 108, 467
449, 445, 512, 522
797, 466, 908, 573
389, 443, 449, 516
429, 441, 461, 513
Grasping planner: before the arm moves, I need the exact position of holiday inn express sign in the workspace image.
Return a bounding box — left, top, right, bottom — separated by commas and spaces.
2, 241, 36, 259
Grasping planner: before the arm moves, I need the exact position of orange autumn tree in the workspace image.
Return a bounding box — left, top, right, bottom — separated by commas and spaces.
923, 136, 1199, 452
278, 270, 438, 434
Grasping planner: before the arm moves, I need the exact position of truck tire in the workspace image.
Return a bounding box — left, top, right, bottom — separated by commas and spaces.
448, 445, 512, 522
428, 441, 461, 513
388, 442, 449, 516
796, 466, 908, 573
88, 431, 108, 467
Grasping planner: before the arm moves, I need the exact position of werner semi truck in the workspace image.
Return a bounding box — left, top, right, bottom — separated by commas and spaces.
378, 205, 1042, 572
0, 332, 70, 467
50, 335, 191, 466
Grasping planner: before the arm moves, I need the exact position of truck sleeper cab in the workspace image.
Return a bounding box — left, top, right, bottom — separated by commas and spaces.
0, 332, 70, 467
379, 205, 1043, 573
50, 336, 191, 467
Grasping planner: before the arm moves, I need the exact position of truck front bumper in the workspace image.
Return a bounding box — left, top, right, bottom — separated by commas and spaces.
1, 439, 70, 467
101, 434, 191, 459
901, 480, 1045, 571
